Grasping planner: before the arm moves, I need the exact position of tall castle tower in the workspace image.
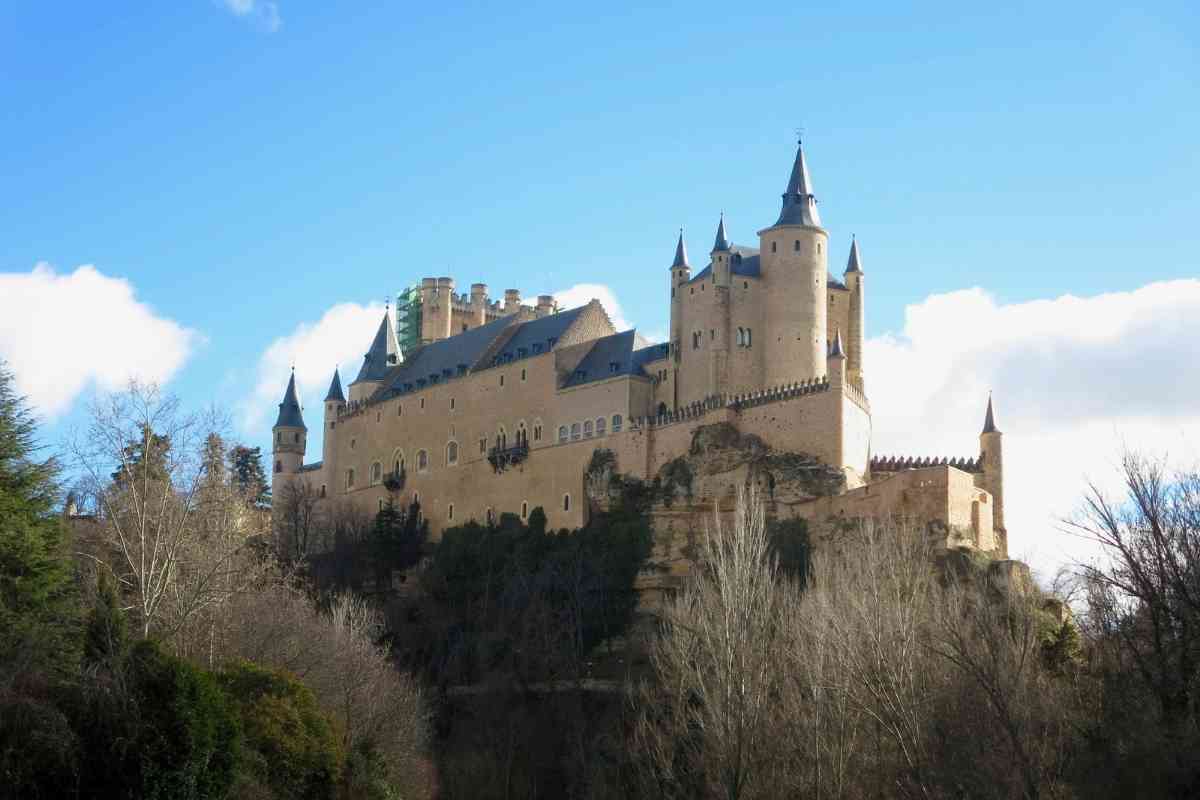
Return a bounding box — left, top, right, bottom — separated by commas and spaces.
844, 238, 865, 389
271, 370, 307, 500
322, 367, 345, 485
668, 229, 690, 367
758, 139, 828, 386
979, 395, 1006, 555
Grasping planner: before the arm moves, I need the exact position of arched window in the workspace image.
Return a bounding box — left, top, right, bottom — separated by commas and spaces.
392, 450, 405, 476
293, 432, 299, 443
320, 485, 326, 498
497, 425, 508, 450
447, 441, 459, 465
563, 494, 571, 512
516, 421, 527, 447
479, 436, 487, 454
794, 239, 800, 252
583, 420, 594, 438
521, 501, 528, 519
595, 417, 606, 436
370, 462, 382, 485
745, 328, 752, 347
657, 402, 668, 417
346, 468, 355, 489
448, 503, 455, 521
558, 425, 568, 443
736, 327, 744, 346
771, 241, 777, 253
398, 404, 402, 416
417, 450, 428, 472
570, 422, 581, 441
274, 460, 282, 474
533, 420, 543, 442
612, 414, 623, 433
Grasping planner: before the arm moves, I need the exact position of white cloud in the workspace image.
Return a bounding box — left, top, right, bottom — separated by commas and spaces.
866, 279, 1200, 580
0, 263, 199, 417
218, 0, 281, 32
553, 283, 635, 332
241, 301, 385, 436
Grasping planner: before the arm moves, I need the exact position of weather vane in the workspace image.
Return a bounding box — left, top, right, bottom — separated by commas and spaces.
794, 126, 804, 143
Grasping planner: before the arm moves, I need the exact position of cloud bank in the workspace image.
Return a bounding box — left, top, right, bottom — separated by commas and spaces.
241, 301, 385, 435
867, 279, 1200, 578
218, 0, 281, 32
0, 263, 199, 417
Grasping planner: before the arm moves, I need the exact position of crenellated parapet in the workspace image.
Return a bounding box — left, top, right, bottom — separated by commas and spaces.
871, 454, 982, 473
726, 376, 831, 411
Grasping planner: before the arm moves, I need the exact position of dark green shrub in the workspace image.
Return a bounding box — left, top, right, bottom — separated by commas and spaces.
219, 661, 343, 800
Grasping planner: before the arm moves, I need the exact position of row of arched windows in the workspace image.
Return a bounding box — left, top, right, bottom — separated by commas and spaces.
557, 414, 622, 443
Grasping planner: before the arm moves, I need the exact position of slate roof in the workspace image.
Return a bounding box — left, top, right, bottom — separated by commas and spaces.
689, 245, 761, 282
712, 214, 731, 252
982, 395, 999, 434
775, 140, 822, 228
561, 329, 645, 388
354, 313, 401, 384
299, 461, 323, 473
845, 238, 863, 274
274, 372, 306, 430
672, 231, 689, 267
376, 305, 590, 399
324, 368, 345, 402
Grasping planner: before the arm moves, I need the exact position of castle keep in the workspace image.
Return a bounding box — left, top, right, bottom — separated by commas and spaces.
271, 141, 1007, 556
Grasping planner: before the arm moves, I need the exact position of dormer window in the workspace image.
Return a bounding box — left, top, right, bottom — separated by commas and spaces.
457, 364, 468, 375
548, 337, 557, 348
417, 378, 426, 388
609, 361, 620, 373
517, 347, 528, 358
443, 368, 453, 378
532, 343, 543, 354
575, 370, 586, 381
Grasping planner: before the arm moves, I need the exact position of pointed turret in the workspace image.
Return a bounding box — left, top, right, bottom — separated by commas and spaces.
775, 138, 821, 227
982, 394, 999, 434
324, 368, 345, 403
274, 370, 306, 430
829, 327, 846, 359
712, 213, 731, 253
845, 237, 863, 274
672, 229, 690, 268
355, 311, 401, 385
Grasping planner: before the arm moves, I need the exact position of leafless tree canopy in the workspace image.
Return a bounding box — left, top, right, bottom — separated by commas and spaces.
638, 489, 1081, 800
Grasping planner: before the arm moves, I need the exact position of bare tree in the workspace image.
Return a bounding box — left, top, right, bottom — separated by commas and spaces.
636, 487, 796, 800
273, 477, 325, 564
68, 381, 264, 639
1066, 450, 1200, 796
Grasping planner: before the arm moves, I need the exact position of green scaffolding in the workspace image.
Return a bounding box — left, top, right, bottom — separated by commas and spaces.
395, 284, 423, 353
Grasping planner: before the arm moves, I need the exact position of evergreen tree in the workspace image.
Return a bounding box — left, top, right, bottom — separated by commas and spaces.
0, 360, 77, 678
229, 445, 270, 509
109, 424, 170, 490
84, 569, 129, 668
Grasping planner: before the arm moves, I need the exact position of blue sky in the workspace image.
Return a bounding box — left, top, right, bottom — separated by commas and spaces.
2, 1, 1198, 575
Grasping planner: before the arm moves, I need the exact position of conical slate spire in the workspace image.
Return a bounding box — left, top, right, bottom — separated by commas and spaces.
324, 367, 345, 402
712, 213, 731, 252
671, 229, 690, 268
775, 138, 822, 227
355, 312, 401, 384
829, 327, 846, 359
982, 394, 999, 434
274, 370, 306, 430
845, 237, 863, 274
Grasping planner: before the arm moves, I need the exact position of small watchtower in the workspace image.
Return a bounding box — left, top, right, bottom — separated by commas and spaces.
271, 370, 307, 499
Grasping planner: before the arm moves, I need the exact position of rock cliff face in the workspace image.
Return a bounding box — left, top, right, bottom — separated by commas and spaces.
585, 422, 845, 610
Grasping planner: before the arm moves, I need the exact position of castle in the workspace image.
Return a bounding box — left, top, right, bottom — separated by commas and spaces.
271, 140, 1007, 557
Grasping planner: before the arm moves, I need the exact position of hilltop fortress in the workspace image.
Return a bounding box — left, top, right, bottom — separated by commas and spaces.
271, 140, 1007, 559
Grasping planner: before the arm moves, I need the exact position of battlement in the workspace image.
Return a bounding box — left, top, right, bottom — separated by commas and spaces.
871, 454, 982, 474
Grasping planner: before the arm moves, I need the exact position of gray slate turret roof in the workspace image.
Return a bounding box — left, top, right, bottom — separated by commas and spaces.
774, 140, 822, 228
829, 327, 846, 359
845, 238, 863, 274
689, 245, 761, 282
712, 214, 731, 252
354, 312, 401, 384
672, 230, 690, 268
274, 371, 306, 430
982, 395, 999, 434
324, 368, 345, 402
